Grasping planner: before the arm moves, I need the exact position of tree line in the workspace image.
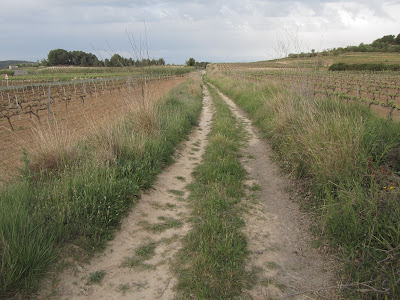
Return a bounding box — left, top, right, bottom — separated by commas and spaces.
288, 33, 400, 58
328, 62, 400, 72
43, 49, 166, 67
185, 57, 209, 68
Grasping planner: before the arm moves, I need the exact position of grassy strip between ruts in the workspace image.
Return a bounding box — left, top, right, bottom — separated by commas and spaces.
208, 72, 400, 298
175, 81, 247, 299
0, 75, 203, 298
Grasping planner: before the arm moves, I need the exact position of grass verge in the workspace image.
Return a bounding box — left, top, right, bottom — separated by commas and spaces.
0, 75, 203, 298
209, 72, 400, 298
175, 82, 247, 299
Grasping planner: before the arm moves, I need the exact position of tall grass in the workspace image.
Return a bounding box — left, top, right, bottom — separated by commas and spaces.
0, 76, 202, 298
209, 73, 400, 298
175, 82, 247, 299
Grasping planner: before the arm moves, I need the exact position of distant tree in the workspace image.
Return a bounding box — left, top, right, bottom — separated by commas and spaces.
69, 51, 85, 65
109, 54, 123, 67
394, 34, 400, 45
101, 55, 166, 67
81, 53, 100, 66
48, 49, 71, 65
157, 58, 165, 65
186, 58, 196, 67
372, 35, 395, 49
46, 49, 101, 66
285, 33, 400, 58
142, 58, 150, 66
40, 58, 49, 66
194, 61, 209, 68
122, 57, 130, 66
358, 43, 367, 52
380, 35, 395, 44
310, 49, 317, 57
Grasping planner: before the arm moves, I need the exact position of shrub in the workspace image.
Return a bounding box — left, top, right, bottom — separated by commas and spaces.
329, 62, 400, 71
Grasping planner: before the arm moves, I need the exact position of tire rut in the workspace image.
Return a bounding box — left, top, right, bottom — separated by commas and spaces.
38, 85, 214, 300
211, 84, 337, 300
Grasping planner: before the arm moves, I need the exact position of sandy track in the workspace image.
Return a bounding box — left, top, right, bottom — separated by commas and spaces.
211, 84, 337, 299
38, 86, 213, 299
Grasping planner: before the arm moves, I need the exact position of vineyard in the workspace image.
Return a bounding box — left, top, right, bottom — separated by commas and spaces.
220, 68, 400, 120
216, 52, 400, 70
0, 74, 184, 130
0, 73, 187, 182
0, 65, 192, 86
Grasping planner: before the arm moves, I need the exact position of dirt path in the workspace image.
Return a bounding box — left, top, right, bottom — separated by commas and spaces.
211, 84, 337, 299
38, 86, 213, 299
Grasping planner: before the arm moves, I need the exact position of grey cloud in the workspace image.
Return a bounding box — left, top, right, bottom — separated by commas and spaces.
1, 0, 399, 63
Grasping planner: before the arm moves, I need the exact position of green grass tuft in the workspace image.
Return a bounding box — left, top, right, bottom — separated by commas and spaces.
122, 241, 157, 269
135, 242, 157, 260
209, 72, 400, 298
175, 176, 186, 182
168, 189, 185, 196
0, 76, 203, 298
87, 270, 106, 285
175, 82, 248, 299
248, 183, 262, 191
139, 217, 184, 233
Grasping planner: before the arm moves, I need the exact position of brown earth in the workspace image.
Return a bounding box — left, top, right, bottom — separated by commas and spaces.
0, 77, 185, 183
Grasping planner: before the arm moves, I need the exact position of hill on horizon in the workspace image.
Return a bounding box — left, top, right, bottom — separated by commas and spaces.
0, 60, 34, 69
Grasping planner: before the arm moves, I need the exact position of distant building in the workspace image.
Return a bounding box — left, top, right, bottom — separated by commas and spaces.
8, 65, 18, 70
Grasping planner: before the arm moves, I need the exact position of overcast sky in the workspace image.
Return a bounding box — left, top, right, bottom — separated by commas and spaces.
1, 0, 399, 64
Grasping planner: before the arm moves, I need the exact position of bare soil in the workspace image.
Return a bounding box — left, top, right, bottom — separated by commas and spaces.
37, 85, 213, 299
212, 85, 339, 299
0, 77, 185, 183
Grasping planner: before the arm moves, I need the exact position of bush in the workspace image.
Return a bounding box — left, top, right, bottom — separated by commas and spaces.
329, 62, 400, 71
0, 69, 15, 76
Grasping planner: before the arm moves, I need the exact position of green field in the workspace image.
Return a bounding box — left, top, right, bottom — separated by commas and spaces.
0, 65, 194, 84
218, 52, 400, 70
